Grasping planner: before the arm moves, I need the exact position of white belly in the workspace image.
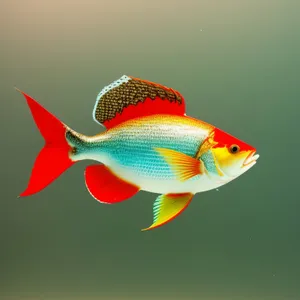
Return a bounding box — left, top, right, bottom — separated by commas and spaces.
107, 160, 230, 195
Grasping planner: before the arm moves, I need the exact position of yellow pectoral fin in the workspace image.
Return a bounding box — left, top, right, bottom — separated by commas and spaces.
142, 193, 193, 231
155, 148, 203, 181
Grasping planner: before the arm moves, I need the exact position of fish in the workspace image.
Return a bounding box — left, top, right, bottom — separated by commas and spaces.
17, 75, 259, 231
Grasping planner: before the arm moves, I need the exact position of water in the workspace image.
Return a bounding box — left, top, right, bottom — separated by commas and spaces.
1, 1, 299, 299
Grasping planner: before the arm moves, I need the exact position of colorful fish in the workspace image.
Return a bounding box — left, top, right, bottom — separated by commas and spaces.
17, 75, 259, 231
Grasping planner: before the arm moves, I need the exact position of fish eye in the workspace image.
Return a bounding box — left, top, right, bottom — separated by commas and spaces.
229, 144, 240, 154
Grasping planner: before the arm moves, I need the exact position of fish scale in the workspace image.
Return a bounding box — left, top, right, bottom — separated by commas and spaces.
88, 115, 210, 180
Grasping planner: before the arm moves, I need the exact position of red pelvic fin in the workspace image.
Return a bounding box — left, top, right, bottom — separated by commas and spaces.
17, 89, 74, 197
85, 165, 140, 203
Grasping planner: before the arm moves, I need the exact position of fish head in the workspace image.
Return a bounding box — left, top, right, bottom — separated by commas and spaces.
210, 128, 259, 179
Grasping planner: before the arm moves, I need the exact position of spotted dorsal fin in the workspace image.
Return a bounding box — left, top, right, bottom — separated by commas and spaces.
93, 75, 186, 129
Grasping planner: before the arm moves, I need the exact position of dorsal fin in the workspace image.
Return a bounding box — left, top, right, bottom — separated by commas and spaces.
93, 75, 186, 129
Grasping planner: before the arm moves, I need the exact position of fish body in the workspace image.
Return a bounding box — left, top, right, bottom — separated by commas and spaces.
18, 75, 259, 231
68, 115, 233, 195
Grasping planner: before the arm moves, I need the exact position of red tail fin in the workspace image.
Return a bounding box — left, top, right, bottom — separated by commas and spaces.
18, 89, 74, 197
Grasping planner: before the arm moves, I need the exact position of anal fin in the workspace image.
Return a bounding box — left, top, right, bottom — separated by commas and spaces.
142, 193, 193, 231
85, 165, 140, 204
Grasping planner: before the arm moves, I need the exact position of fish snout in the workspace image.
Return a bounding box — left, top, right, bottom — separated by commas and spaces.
243, 150, 259, 167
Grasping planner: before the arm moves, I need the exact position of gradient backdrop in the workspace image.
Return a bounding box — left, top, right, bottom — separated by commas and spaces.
1, 1, 300, 299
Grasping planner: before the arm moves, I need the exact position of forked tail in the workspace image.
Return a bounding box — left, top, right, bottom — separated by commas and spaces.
17, 89, 76, 197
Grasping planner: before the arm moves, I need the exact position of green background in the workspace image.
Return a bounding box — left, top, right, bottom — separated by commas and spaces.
1, 1, 299, 299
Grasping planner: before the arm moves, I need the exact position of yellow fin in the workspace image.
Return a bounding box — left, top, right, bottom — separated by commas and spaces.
142, 193, 193, 231
155, 148, 203, 181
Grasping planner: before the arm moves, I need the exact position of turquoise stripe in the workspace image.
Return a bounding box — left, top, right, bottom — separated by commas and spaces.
108, 130, 204, 179
69, 119, 210, 180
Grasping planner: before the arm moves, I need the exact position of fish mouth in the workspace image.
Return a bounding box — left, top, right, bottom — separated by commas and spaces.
243, 150, 260, 167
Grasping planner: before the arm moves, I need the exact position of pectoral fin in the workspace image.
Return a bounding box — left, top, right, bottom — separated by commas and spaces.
155, 148, 203, 181
142, 193, 193, 231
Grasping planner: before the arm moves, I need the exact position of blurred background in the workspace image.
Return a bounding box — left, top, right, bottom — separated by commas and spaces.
1, 0, 300, 299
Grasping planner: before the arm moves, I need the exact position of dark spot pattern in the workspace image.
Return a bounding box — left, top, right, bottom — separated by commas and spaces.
94, 77, 183, 125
